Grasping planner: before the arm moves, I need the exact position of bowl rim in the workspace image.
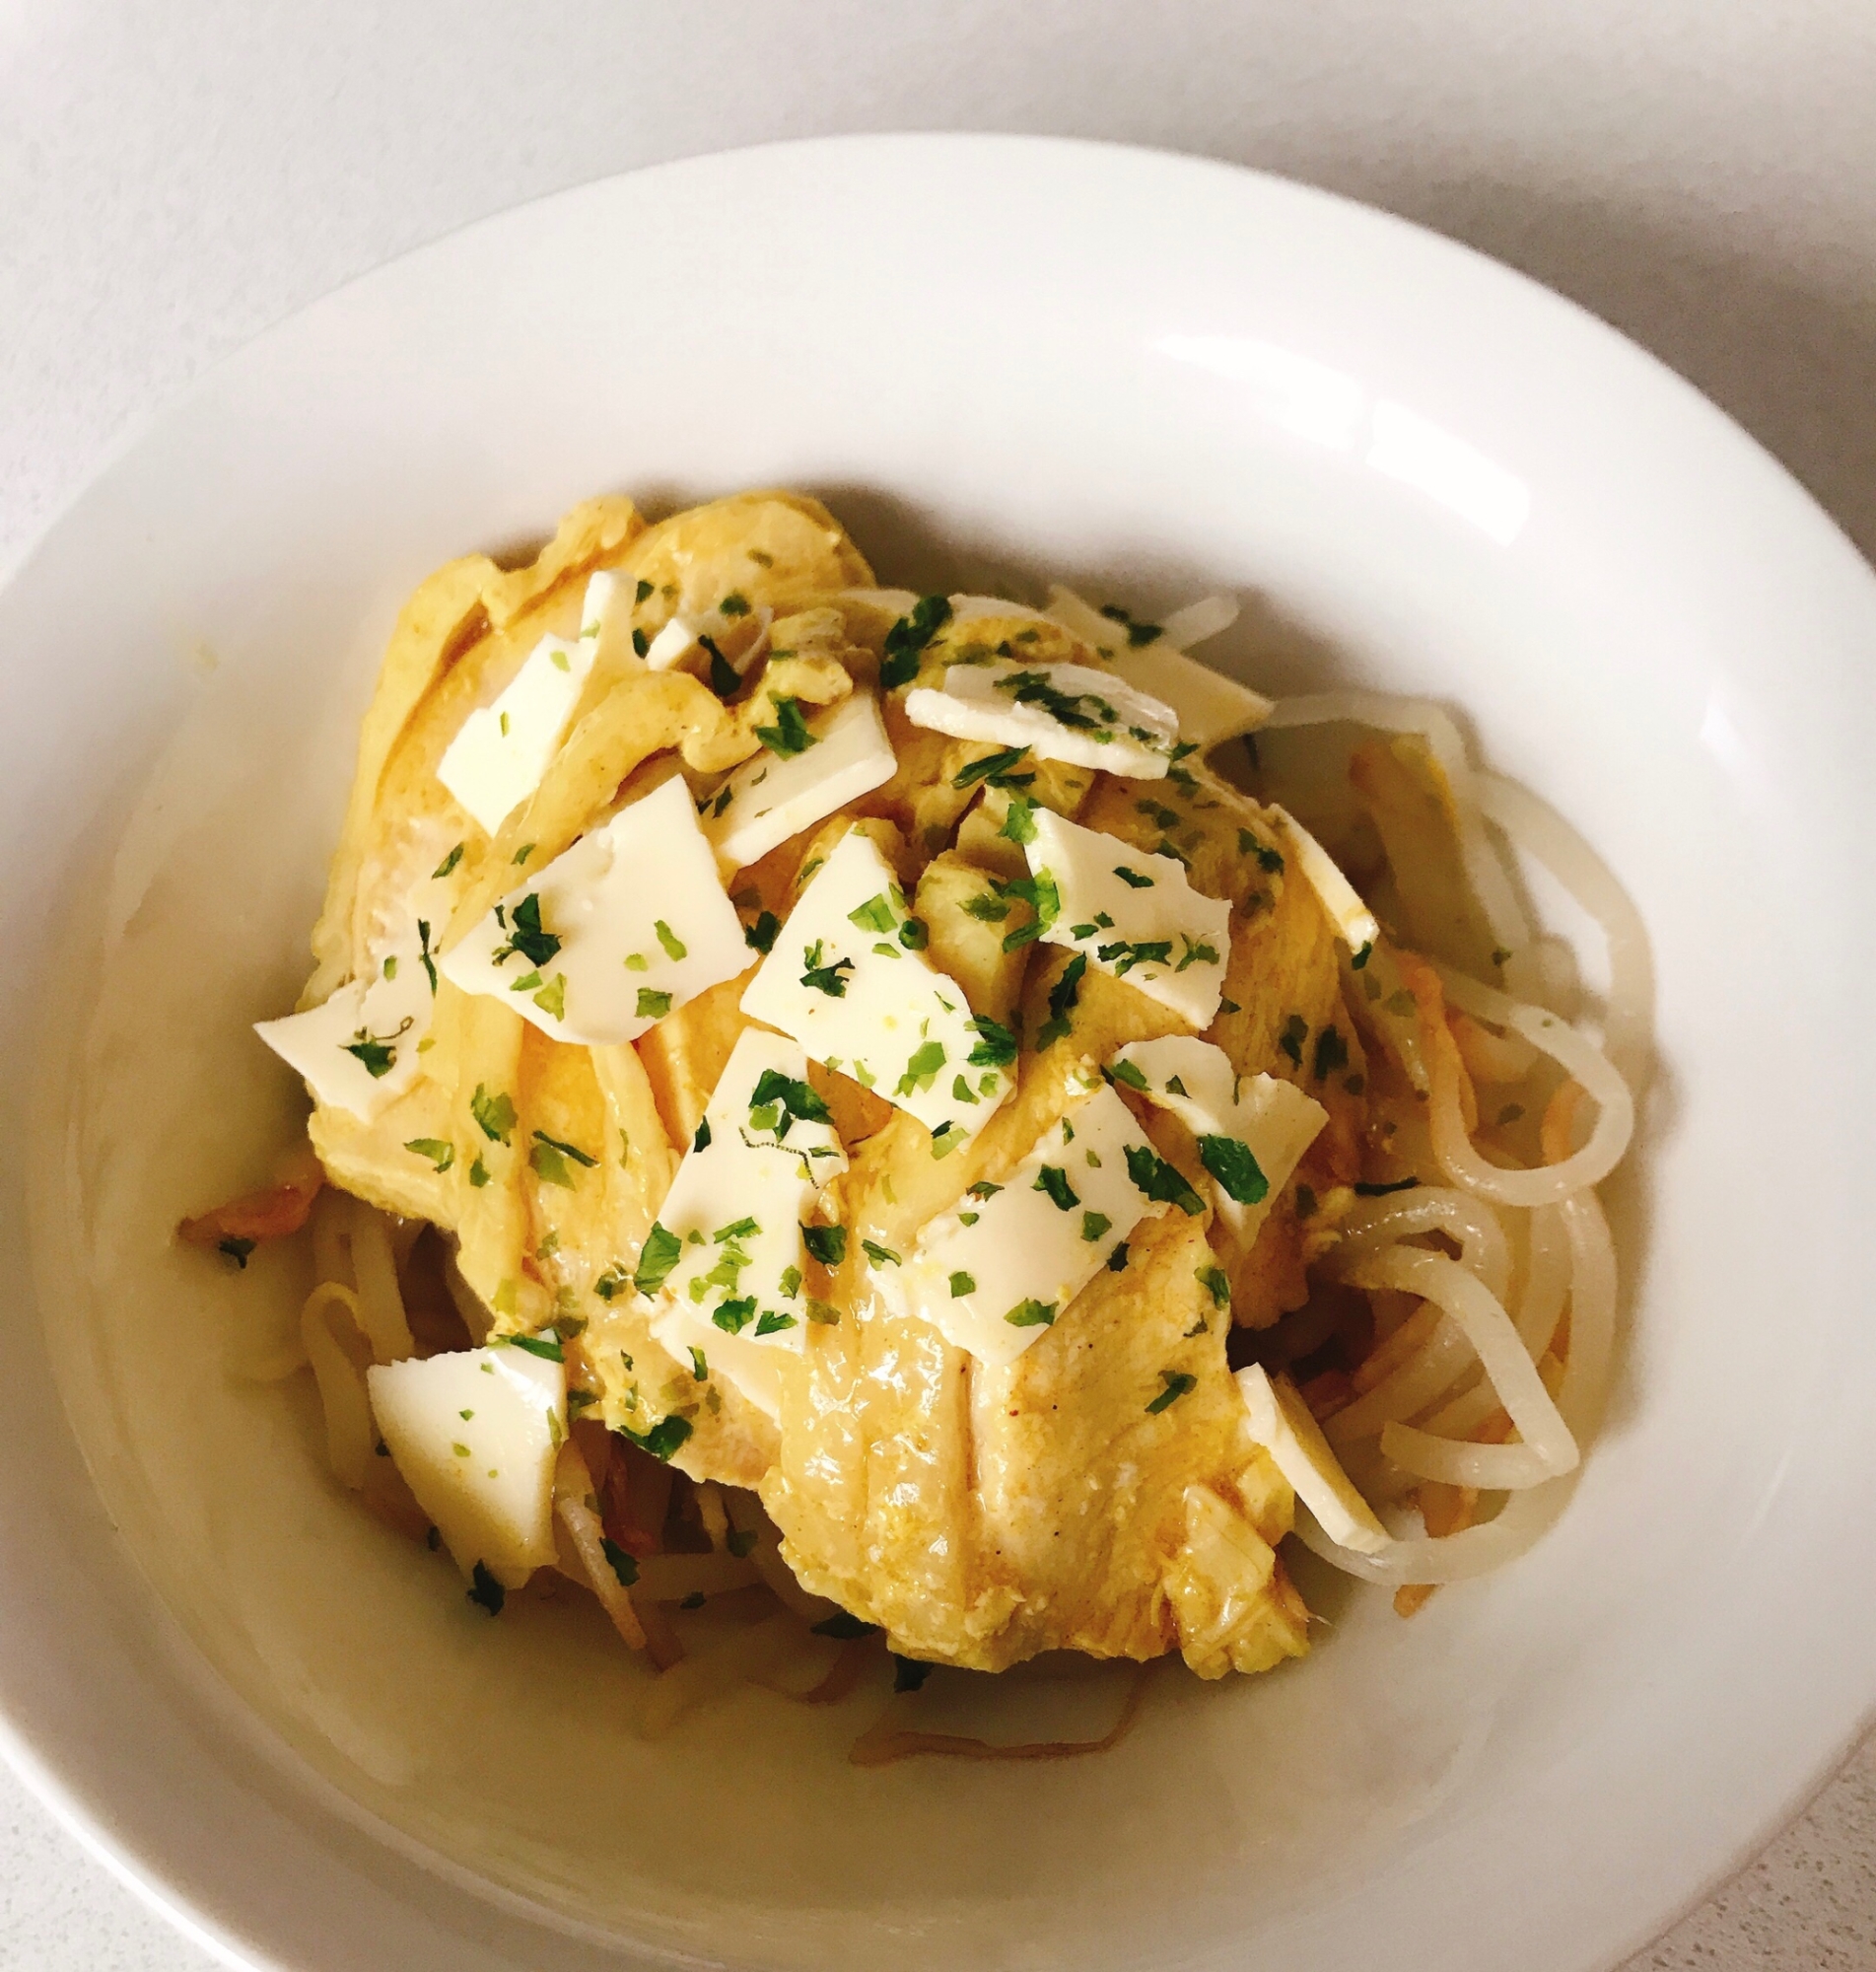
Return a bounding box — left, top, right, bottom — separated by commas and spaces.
2, 128, 1872, 1972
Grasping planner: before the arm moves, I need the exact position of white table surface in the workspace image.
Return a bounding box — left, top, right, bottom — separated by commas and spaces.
3, 3, 1872, 1965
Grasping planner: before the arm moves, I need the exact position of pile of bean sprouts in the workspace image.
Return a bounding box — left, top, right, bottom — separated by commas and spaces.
1257, 692, 1646, 1595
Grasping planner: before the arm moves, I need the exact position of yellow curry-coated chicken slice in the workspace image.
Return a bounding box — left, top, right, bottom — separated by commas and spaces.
756, 785, 1355, 1676
302, 492, 876, 1484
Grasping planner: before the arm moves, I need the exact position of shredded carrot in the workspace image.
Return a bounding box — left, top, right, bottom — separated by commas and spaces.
1351, 1297, 1440, 1393
799, 1639, 875, 1707
177, 1140, 323, 1252
1393, 950, 1479, 1134
848, 1661, 1152, 1767
1541, 1079, 1585, 1165
1395, 1408, 1516, 1616
1298, 1369, 1355, 1421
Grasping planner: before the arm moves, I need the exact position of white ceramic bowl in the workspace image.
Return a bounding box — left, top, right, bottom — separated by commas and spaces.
1, 135, 1872, 1972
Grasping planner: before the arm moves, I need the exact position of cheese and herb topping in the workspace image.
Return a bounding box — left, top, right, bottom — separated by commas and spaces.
1023, 808, 1232, 1028
1270, 805, 1381, 965
884, 1085, 1173, 1368
740, 827, 1015, 1144
367, 1342, 567, 1584
439, 775, 746, 1044
904, 659, 1180, 779
1237, 1365, 1391, 1554
1107, 640, 1272, 752
639, 1028, 848, 1420
642, 601, 769, 681
436, 569, 619, 833
701, 691, 897, 874
1108, 1035, 1328, 1242
1041, 583, 1270, 749
256, 868, 454, 1120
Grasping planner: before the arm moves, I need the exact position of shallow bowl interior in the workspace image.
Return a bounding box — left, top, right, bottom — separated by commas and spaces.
1, 136, 1872, 1972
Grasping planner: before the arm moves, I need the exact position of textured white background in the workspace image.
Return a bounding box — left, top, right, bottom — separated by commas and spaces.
2, 3, 1872, 1966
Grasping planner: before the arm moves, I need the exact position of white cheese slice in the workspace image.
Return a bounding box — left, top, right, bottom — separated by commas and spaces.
1107, 642, 1272, 751
1269, 806, 1381, 962
1045, 584, 1239, 660
1025, 809, 1232, 1029
641, 1027, 848, 1420
255, 953, 433, 1121
643, 602, 770, 678
368, 1343, 566, 1584
886, 1084, 1170, 1368
436, 630, 596, 835
740, 827, 1014, 1147
438, 775, 748, 1045
947, 593, 1049, 625
576, 569, 618, 647
1158, 596, 1240, 649
256, 866, 452, 1121
839, 586, 919, 616
1108, 1036, 1326, 1243
1237, 1364, 1391, 1554
904, 659, 1178, 779
701, 692, 896, 875
643, 616, 699, 670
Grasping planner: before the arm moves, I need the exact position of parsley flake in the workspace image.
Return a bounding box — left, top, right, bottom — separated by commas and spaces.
802, 1223, 848, 1267
470, 1084, 518, 1144
754, 696, 817, 757
811, 1610, 879, 1640
952, 744, 1033, 791
713, 1297, 756, 1334
799, 941, 854, 998
701, 634, 739, 697
965, 1016, 1018, 1069
1005, 1299, 1057, 1328
1146, 1370, 1197, 1415
495, 892, 561, 969
748, 1069, 832, 1138
880, 594, 952, 689
1198, 1135, 1269, 1205
1033, 1164, 1079, 1211
1036, 951, 1087, 1050
618, 1415, 693, 1461
1124, 1143, 1206, 1215
896, 1040, 947, 1095
600, 1536, 639, 1587
633, 1223, 683, 1294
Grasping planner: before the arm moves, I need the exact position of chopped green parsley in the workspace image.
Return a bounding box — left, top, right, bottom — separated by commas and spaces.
754, 695, 817, 758
879, 594, 952, 690
1198, 1134, 1269, 1205
1124, 1144, 1206, 1216
1146, 1370, 1197, 1415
